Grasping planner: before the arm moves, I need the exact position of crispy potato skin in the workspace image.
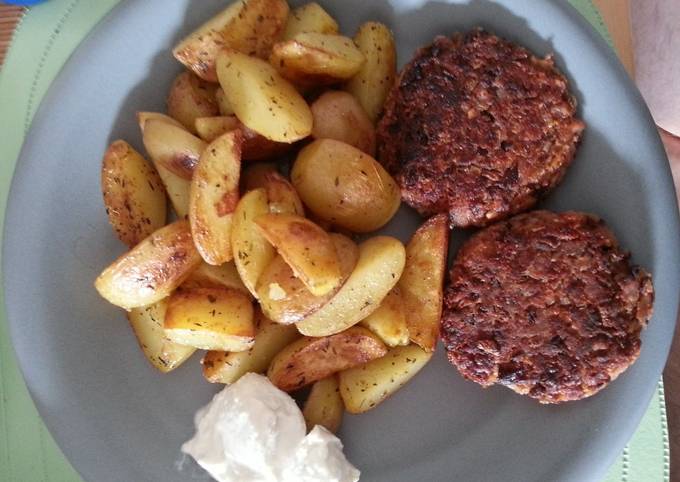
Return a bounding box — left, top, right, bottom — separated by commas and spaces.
142, 119, 207, 180
167, 71, 219, 133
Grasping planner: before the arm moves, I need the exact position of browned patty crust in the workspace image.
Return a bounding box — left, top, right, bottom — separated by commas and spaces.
377, 30, 585, 227
441, 211, 654, 403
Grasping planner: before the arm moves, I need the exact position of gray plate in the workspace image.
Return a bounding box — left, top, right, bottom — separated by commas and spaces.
3, 1, 679, 481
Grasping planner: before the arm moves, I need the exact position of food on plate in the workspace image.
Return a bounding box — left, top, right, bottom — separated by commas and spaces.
291, 139, 401, 232
268, 326, 388, 392
339, 343, 432, 413
173, 0, 289, 82
216, 49, 313, 142
167, 71, 219, 133
214, 87, 234, 116
95, 220, 202, 309
345, 21, 397, 123
399, 214, 449, 352
194, 116, 240, 143
142, 118, 207, 180
377, 29, 585, 227
242, 162, 277, 191
303, 376, 344, 433
101, 140, 167, 247
137, 111, 185, 131
183, 261, 250, 297
283, 2, 339, 40
360, 287, 409, 347
442, 210, 654, 403
310, 90, 376, 155
256, 172, 305, 216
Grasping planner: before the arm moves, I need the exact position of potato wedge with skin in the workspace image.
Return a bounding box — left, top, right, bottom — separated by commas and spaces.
257, 233, 358, 324
202, 310, 300, 384
291, 139, 400, 232
189, 130, 243, 265
173, 0, 289, 82
296, 236, 406, 336
142, 118, 207, 180
95, 220, 202, 309
137, 111, 184, 131
156, 163, 191, 219
167, 71, 219, 133
303, 376, 343, 433
216, 49, 312, 143
183, 261, 250, 297
261, 172, 305, 216
164, 286, 254, 351
101, 140, 167, 247
399, 214, 449, 352
195, 116, 240, 143
284, 2, 339, 40
215, 87, 234, 116
254, 214, 340, 296
345, 22, 397, 123
311, 91, 375, 156
242, 163, 278, 192
339, 344, 432, 413
360, 286, 409, 347
128, 299, 196, 373
268, 326, 387, 392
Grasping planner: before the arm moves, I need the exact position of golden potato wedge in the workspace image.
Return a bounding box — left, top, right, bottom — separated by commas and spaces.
291, 139, 400, 232
345, 22, 397, 123
164, 286, 255, 351
202, 310, 300, 384
360, 287, 409, 347
183, 261, 250, 297
195, 116, 240, 143
231, 188, 276, 298
101, 140, 167, 247
399, 214, 449, 352
267, 326, 387, 392
127, 299, 196, 373
95, 220, 202, 309
262, 172, 304, 216
242, 163, 278, 192
303, 376, 344, 433
173, 0, 289, 82
137, 111, 184, 131
257, 233, 358, 324
254, 214, 340, 296
296, 236, 405, 336
271, 33, 365, 86
167, 71, 219, 133
142, 118, 207, 180
339, 344, 432, 413
215, 87, 234, 116
311, 90, 375, 156
284, 2, 339, 40
156, 163, 191, 218
189, 130, 243, 265
216, 49, 312, 143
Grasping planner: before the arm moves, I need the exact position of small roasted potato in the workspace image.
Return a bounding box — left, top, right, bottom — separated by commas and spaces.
360, 287, 409, 347
202, 310, 300, 384
173, 0, 289, 82
399, 214, 450, 352
216, 49, 313, 143
339, 344, 432, 413
291, 139, 400, 232
137, 111, 184, 131
296, 236, 405, 336
101, 140, 167, 247
345, 22, 397, 123
195, 116, 240, 143
311, 91, 375, 156
215, 87, 234, 116
164, 286, 255, 351
242, 163, 278, 192
267, 326, 387, 392
127, 299, 196, 373
142, 118, 207, 180
261, 172, 305, 216
167, 71, 219, 133
157, 163, 191, 218
284, 2, 339, 40
257, 233, 358, 324
303, 376, 344, 433
254, 214, 341, 296
183, 261, 250, 297
95, 220, 202, 309
189, 130, 243, 265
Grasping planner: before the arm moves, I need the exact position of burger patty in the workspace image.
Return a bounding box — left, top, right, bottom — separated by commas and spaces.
377, 30, 585, 227
441, 211, 654, 403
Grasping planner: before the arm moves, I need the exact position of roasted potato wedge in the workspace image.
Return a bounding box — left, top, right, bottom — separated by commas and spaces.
310, 91, 375, 156
339, 344, 432, 413
231, 188, 276, 298
216, 49, 313, 143
261, 172, 304, 216
202, 311, 300, 384
296, 236, 405, 336
284, 2, 339, 40
95, 220, 202, 309
101, 140, 167, 247
360, 287, 409, 347
399, 214, 449, 352
128, 299, 196, 373
167, 71, 219, 133
242, 163, 278, 192
215, 87, 234, 116
157, 163, 191, 218
303, 376, 344, 433
173, 0, 289, 82
291, 139, 400, 232
345, 22, 397, 123
254, 214, 341, 296
164, 286, 255, 351
257, 233, 358, 324
195, 116, 240, 143
189, 130, 242, 265
142, 118, 207, 180
137, 111, 184, 131
184, 261, 250, 297
267, 326, 387, 391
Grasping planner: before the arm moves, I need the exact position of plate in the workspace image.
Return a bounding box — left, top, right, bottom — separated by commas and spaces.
3, 1, 679, 481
